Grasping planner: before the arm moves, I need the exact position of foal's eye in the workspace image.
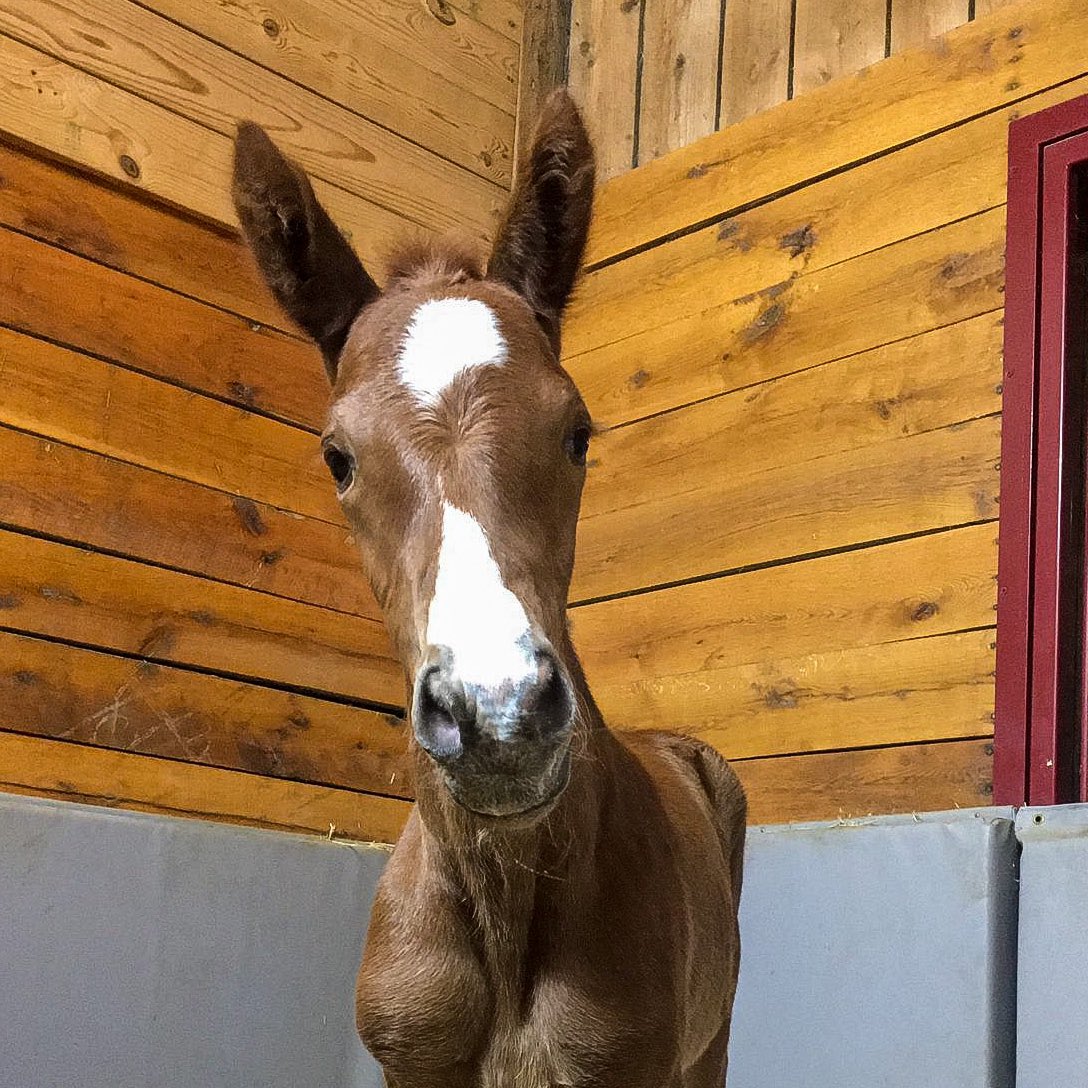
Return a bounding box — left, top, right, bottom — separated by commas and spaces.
564, 425, 591, 467
323, 444, 355, 492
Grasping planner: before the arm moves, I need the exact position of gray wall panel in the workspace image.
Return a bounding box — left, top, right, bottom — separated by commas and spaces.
1016, 804, 1088, 1088
0, 794, 1032, 1087
727, 808, 1018, 1088
0, 794, 387, 1088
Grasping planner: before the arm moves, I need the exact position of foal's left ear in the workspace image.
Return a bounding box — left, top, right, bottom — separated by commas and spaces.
488, 90, 596, 355
231, 122, 380, 379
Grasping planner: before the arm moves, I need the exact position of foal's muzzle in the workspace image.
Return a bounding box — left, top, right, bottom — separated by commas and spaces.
411, 642, 575, 817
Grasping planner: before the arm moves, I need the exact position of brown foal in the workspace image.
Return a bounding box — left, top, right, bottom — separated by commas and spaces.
231, 91, 746, 1088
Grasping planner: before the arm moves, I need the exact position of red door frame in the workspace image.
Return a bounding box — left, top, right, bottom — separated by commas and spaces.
995, 94, 1088, 805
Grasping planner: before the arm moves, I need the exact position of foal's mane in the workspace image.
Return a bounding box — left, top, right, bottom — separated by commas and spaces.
383, 239, 485, 290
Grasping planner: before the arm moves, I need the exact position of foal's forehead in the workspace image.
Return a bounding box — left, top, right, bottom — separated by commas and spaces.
332, 277, 565, 414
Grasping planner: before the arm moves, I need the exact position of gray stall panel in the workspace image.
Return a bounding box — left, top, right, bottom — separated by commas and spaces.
1016, 803, 1088, 1088
0, 794, 1031, 1088
0, 794, 387, 1088
728, 808, 1019, 1088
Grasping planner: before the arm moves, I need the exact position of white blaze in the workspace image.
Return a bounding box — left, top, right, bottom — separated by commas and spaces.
426, 503, 535, 691
397, 298, 506, 404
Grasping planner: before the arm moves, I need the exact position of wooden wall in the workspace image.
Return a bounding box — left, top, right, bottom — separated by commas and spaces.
0, 0, 525, 841
570, 0, 1021, 179
563, 0, 1088, 825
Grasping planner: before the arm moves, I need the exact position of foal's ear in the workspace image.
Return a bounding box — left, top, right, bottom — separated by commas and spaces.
231, 122, 380, 379
488, 90, 596, 354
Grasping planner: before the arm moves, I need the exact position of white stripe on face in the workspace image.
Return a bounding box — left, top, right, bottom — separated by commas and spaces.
426, 503, 535, 692
397, 298, 506, 405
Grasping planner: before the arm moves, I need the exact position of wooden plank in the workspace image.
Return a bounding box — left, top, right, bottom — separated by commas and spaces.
0, 530, 404, 708
0, 35, 417, 261
515, 0, 571, 169
581, 313, 1003, 521
568, 204, 1005, 426
600, 629, 995, 758
568, 0, 642, 180
891, 0, 971, 52
138, 0, 516, 186
583, 0, 1088, 264
735, 738, 994, 824
566, 69, 1087, 368
793, 0, 886, 96
973, 0, 1017, 14
0, 329, 341, 524
573, 413, 1000, 600
1, 225, 326, 429
571, 521, 998, 691
0, 630, 409, 795
1, 0, 504, 237
0, 426, 380, 619
0, 731, 411, 841
637, 0, 724, 163
448, 0, 523, 41
719, 0, 793, 125
0, 139, 290, 332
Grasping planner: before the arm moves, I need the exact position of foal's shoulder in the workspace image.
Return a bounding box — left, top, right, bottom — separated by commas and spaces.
622, 731, 746, 841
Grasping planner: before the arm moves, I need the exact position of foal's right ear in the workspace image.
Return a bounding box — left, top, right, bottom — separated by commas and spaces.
231, 123, 380, 379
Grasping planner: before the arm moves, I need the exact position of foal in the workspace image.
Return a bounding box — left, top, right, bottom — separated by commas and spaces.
232, 92, 745, 1088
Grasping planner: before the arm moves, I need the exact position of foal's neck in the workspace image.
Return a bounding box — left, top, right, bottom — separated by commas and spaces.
413, 659, 606, 984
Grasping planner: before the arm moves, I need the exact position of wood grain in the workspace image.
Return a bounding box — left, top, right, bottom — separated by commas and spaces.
719, 0, 793, 125
514, 0, 570, 169
580, 314, 1003, 522
0, 730, 411, 841
600, 628, 995, 758
568, 205, 1005, 427
0, 139, 290, 331
0, 328, 341, 524
571, 521, 998, 690
0, 425, 380, 618
735, 738, 994, 824
2, 225, 326, 429
584, 0, 1088, 263
448, 0, 523, 41
568, 0, 643, 180
0, 630, 410, 795
0, 35, 417, 261
0, 0, 504, 237
792, 0, 886, 96
566, 68, 1080, 367
0, 530, 403, 707
972, 0, 1017, 13
137, 0, 516, 185
573, 413, 1000, 600
890, 0, 971, 52
638, 0, 724, 163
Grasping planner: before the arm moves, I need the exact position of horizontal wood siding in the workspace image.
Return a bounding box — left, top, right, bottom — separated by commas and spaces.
561, 0, 1088, 822
0, 0, 522, 839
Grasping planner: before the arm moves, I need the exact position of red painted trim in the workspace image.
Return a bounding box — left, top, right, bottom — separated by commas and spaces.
994, 121, 1043, 805
995, 93, 1088, 805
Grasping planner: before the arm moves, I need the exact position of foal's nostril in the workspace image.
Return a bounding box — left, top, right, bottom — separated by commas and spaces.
413, 667, 468, 762
523, 652, 574, 741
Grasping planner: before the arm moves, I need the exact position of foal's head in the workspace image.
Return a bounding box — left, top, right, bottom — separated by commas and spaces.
232, 93, 596, 821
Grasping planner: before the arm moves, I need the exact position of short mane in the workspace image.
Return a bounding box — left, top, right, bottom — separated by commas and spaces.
383, 239, 484, 288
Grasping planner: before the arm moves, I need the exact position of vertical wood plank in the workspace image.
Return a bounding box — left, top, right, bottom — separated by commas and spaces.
514, 0, 572, 175
719, 0, 794, 125
637, 0, 725, 164
793, 0, 887, 96
891, 0, 971, 52
568, 0, 643, 180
